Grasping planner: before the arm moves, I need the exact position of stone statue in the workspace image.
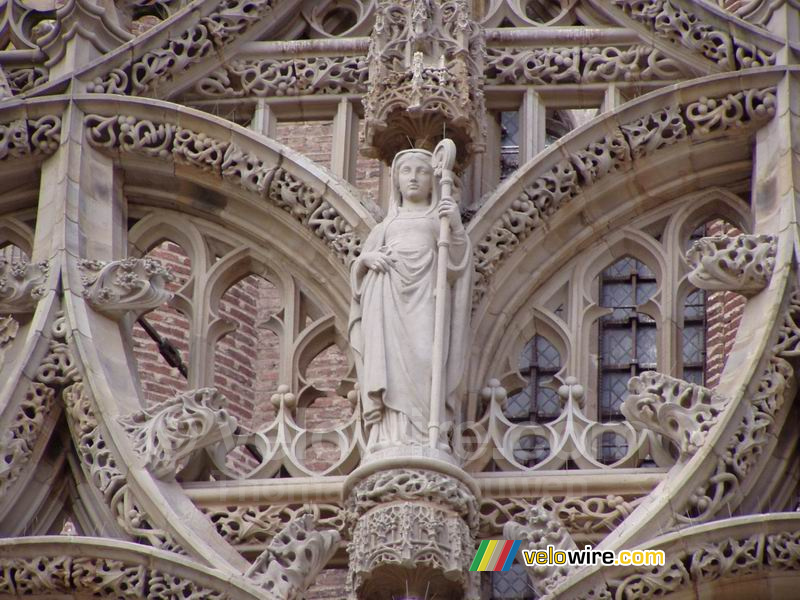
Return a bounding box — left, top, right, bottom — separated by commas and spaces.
348, 146, 472, 451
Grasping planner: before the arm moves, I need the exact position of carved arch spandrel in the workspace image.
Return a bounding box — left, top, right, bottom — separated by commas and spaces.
20, 0, 304, 100
466, 69, 782, 402
0, 536, 267, 599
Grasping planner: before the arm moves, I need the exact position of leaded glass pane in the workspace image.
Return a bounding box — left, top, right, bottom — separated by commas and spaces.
597, 431, 628, 464
684, 289, 706, 319
501, 111, 520, 146
636, 281, 656, 304
536, 336, 560, 369
514, 434, 550, 466
492, 562, 535, 599
601, 282, 634, 308
600, 371, 628, 419
518, 338, 535, 371
636, 260, 655, 278
505, 388, 532, 421
637, 326, 657, 366
536, 387, 561, 419
683, 368, 704, 385
602, 328, 633, 366
604, 257, 635, 278
682, 325, 705, 364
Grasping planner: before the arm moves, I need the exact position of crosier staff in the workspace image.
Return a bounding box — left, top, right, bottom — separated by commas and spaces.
428, 138, 457, 449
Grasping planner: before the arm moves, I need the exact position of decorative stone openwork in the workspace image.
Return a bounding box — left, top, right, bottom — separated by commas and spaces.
362, 0, 485, 166
344, 460, 480, 600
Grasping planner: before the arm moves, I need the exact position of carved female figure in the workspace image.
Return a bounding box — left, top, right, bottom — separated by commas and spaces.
348, 148, 472, 451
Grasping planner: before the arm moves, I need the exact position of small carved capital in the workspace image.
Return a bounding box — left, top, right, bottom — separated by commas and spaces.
686, 234, 776, 295
119, 388, 237, 480
622, 372, 728, 458
0, 258, 49, 313
79, 257, 174, 319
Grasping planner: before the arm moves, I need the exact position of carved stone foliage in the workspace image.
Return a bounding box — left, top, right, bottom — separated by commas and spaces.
718, 0, 787, 26
196, 56, 369, 98
202, 503, 346, 547
622, 372, 729, 459
687, 234, 776, 295
63, 382, 184, 552
5, 66, 48, 95
362, 0, 485, 165
504, 503, 578, 598
0, 257, 48, 313
86, 0, 280, 95
0, 116, 60, 161
79, 257, 174, 319
246, 513, 340, 600
84, 114, 362, 263
676, 291, 800, 524
486, 46, 686, 84
345, 468, 479, 527
0, 555, 230, 598
192, 44, 689, 99
0, 315, 18, 362
0, 313, 77, 503
610, 0, 775, 69
119, 388, 238, 480
479, 495, 645, 539
346, 468, 479, 600
473, 86, 777, 302
457, 378, 673, 471
607, 528, 800, 599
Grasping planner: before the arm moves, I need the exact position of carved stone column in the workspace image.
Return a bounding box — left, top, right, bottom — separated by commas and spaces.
344, 455, 481, 600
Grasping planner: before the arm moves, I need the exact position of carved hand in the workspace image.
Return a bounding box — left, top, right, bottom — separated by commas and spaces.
438, 198, 464, 232
359, 248, 395, 273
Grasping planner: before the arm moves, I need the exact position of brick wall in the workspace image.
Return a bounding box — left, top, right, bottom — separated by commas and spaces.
703, 220, 745, 388
132, 239, 353, 473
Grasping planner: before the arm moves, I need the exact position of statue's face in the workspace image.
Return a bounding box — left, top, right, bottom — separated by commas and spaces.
397, 154, 433, 206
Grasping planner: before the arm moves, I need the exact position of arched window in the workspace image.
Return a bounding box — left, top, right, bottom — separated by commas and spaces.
682, 287, 706, 384
597, 257, 657, 421
505, 335, 561, 422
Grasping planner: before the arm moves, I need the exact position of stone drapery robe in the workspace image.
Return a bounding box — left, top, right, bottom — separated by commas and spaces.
349, 206, 472, 449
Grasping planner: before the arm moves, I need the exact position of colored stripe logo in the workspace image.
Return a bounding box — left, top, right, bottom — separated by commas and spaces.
470, 540, 521, 571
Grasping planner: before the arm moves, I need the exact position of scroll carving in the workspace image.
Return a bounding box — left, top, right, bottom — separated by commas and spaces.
202, 503, 346, 546
610, 0, 775, 69
607, 528, 800, 599
84, 114, 362, 263
473, 87, 777, 302
622, 372, 729, 458
0, 258, 48, 313
486, 46, 685, 84
79, 257, 174, 319
479, 495, 645, 539
0, 313, 77, 502
677, 292, 800, 524
119, 388, 237, 480
687, 234, 776, 295
0, 554, 232, 598
86, 0, 279, 95
0, 117, 61, 161
246, 513, 340, 600
196, 56, 369, 98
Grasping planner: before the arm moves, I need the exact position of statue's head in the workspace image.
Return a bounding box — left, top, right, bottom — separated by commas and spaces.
390, 149, 436, 209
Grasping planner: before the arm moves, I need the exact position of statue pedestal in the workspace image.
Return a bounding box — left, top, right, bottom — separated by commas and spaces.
344, 451, 481, 600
